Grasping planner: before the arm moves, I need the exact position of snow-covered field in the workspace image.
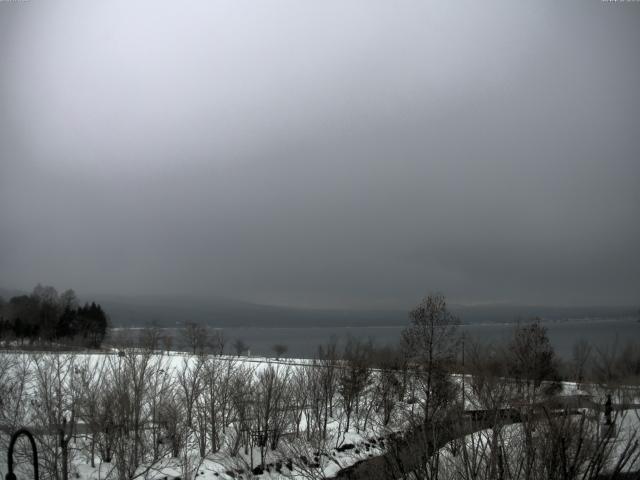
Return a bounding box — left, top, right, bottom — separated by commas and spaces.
0, 350, 409, 480
1, 350, 639, 480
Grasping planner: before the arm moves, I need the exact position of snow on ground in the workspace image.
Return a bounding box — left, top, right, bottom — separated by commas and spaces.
436, 405, 640, 477
0, 350, 398, 480
1, 350, 639, 479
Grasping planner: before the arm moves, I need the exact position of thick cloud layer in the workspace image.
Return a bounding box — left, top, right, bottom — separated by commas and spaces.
1, 0, 639, 308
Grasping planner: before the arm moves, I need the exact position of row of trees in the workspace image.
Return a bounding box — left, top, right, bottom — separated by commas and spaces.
0, 285, 108, 348
0, 342, 408, 480
104, 296, 640, 480
1, 293, 638, 480
385, 294, 640, 480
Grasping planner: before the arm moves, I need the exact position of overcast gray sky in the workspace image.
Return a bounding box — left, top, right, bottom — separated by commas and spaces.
0, 0, 638, 309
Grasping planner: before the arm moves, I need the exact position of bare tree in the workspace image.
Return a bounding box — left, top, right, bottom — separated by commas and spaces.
139, 325, 164, 352
458, 341, 518, 479
31, 284, 61, 341
182, 322, 211, 354
392, 294, 462, 479
31, 352, 79, 480
210, 329, 225, 355
290, 367, 310, 437
157, 387, 185, 459
229, 364, 256, 457
273, 344, 288, 360
58, 289, 78, 311
233, 338, 249, 356
76, 355, 109, 468
202, 356, 240, 453
402, 293, 460, 426
570, 338, 592, 384
253, 364, 292, 463
304, 360, 331, 443
177, 357, 204, 432
106, 349, 174, 480
508, 321, 559, 404
337, 338, 372, 433
371, 346, 407, 428
317, 339, 339, 418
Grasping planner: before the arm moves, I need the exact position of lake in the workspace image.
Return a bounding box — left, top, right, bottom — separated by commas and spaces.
119, 317, 640, 359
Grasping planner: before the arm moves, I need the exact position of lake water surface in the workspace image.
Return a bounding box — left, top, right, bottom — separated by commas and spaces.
188, 318, 640, 358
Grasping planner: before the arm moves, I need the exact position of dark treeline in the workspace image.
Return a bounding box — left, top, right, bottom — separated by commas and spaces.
0, 284, 108, 348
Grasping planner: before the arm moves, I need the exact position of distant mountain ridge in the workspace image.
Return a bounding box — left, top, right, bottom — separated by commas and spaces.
0, 287, 27, 300
67, 295, 640, 328
1, 287, 636, 327
91, 294, 407, 327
